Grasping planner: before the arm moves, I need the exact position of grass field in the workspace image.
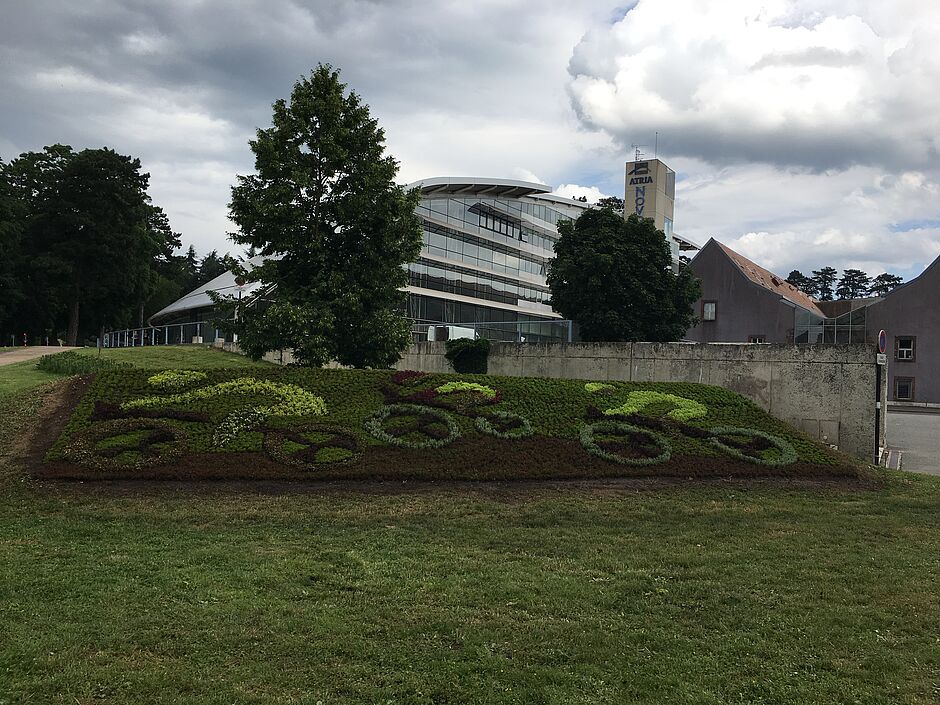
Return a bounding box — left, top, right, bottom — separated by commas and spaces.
1, 347, 938, 704
0, 346, 267, 399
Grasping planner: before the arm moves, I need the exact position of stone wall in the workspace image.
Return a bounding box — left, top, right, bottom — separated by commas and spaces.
398, 341, 883, 461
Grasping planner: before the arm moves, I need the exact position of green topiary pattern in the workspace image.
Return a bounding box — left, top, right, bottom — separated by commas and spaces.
364, 404, 460, 449
708, 427, 797, 466
604, 391, 708, 422
475, 411, 534, 439
580, 420, 672, 465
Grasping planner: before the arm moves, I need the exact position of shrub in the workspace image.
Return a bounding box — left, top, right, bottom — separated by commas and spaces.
36, 351, 132, 375
444, 338, 490, 374
604, 391, 708, 423
147, 370, 208, 391
580, 420, 672, 465
436, 381, 498, 399
585, 382, 615, 393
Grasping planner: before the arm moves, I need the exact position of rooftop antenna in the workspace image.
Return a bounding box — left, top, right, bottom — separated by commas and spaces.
631, 143, 645, 161
654, 131, 659, 159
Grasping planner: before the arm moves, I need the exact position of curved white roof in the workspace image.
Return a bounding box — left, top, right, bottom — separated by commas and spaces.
407, 177, 551, 198
149, 256, 267, 325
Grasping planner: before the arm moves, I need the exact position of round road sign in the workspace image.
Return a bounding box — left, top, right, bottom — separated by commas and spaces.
878, 330, 887, 354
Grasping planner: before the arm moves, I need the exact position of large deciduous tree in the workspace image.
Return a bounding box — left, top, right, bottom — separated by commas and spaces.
2, 145, 178, 344
547, 210, 701, 341
228, 64, 422, 368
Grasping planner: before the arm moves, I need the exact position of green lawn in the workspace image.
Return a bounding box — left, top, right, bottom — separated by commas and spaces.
1, 354, 938, 704
0, 359, 70, 397
0, 346, 268, 399
69, 345, 272, 370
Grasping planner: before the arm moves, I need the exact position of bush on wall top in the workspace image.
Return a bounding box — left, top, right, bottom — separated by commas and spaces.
444, 338, 490, 374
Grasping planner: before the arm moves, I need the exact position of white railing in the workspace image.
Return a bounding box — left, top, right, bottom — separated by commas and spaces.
103, 322, 233, 348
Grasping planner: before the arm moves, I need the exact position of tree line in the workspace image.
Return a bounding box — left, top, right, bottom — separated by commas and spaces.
785, 267, 903, 301
0, 145, 234, 346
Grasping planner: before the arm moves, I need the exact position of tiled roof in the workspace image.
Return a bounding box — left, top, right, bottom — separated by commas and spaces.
715, 242, 826, 317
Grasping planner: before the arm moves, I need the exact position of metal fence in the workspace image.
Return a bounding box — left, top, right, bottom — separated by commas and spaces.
411, 319, 573, 344
103, 322, 233, 348
105, 318, 574, 348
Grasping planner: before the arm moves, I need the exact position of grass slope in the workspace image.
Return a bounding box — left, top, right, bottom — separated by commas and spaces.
43, 366, 860, 481
0, 346, 268, 400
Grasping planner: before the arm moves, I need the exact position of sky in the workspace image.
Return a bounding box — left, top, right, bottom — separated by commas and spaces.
2, 0, 939, 282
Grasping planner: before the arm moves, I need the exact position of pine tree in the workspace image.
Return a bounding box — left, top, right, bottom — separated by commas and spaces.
835, 269, 872, 300
811, 267, 838, 301
786, 270, 817, 296
868, 273, 904, 296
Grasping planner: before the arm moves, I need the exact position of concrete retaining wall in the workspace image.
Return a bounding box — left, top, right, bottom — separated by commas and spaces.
398, 341, 883, 461
223, 340, 884, 461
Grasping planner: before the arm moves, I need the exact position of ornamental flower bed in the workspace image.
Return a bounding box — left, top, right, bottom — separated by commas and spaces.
38, 367, 863, 482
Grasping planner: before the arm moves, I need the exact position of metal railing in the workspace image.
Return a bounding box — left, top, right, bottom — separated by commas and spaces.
411, 319, 573, 344
105, 318, 573, 349
103, 322, 234, 348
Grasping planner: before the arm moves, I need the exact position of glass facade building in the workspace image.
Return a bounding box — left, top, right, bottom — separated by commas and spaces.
404, 178, 591, 327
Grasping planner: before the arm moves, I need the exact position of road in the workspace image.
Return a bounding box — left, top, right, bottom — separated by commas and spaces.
887, 410, 940, 476
0, 346, 77, 366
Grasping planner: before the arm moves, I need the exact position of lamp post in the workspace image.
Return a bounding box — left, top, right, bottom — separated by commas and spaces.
234, 276, 246, 344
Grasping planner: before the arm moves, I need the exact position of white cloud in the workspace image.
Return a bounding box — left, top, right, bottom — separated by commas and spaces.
567, 0, 940, 279
553, 183, 609, 202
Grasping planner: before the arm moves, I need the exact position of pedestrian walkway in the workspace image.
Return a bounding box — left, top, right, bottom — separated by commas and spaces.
0, 346, 76, 366
887, 410, 940, 476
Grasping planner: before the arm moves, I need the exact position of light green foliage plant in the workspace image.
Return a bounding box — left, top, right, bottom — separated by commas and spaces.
435, 381, 498, 399
123, 377, 326, 417
147, 369, 208, 391
604, 391, 708, 422
123, 377, 326, 447
709, 427, 797, 466
584, 382, 615, 393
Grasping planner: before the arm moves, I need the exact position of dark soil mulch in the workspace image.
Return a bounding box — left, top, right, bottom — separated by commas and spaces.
32, 434, 861, 483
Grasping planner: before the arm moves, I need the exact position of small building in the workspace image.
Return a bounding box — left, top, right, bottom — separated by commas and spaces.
686, 239, 940, 405
857, 256, 940, 404
684, 238, 826, 344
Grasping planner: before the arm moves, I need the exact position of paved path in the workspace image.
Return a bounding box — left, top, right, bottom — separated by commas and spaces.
887, 410, 940, 476
0, 346, 77, 366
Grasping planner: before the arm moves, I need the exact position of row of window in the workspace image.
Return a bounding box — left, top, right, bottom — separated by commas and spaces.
421, 221, 547, 278
421, 196, 572, 229
406, 293, 549, 325
417, 200, 561, 252
408, 261, 551, 307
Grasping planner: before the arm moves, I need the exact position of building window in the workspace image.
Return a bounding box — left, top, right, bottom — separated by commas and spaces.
702, 301, 717, 321
748, 335, 766, 344
895, 336, 915, 361
895, 377, 914, 401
